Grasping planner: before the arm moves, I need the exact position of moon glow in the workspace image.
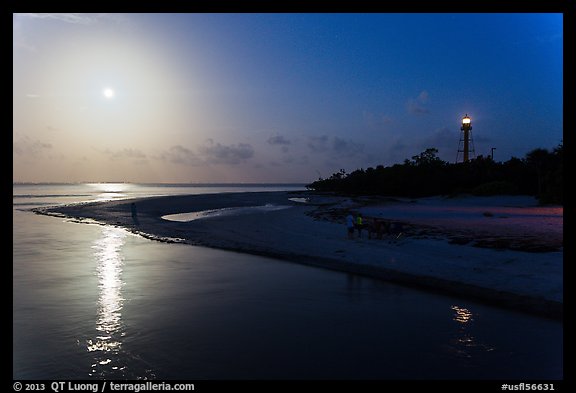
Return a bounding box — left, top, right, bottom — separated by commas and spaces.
103, 88, 115, 99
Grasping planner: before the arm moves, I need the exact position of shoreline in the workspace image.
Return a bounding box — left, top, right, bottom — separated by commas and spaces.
32, 190, 563, 320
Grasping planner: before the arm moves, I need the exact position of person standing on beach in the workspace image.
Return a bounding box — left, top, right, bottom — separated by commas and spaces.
131, 202, 139, 225
346, 213, 355, 239
355, 213, 364, 238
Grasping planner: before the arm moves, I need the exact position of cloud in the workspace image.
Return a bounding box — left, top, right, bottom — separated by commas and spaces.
200, 140, 255, 164
417, 90, 429, 102
102, 148, 148, 160
17, 13, 109, 25
307, 135, 364, 158
14, 13, 126, 52
159, 145, 202, 166
268, 134, 291, 153
332, 137, 364, 157
158, 141, 256, 166
16, 13, 130, 30
13, 135, 52, 157
267, 135, 291, 146
407, 90, 430, 115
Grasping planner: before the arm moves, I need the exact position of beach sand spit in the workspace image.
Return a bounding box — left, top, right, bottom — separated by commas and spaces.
33, 191, 563, 319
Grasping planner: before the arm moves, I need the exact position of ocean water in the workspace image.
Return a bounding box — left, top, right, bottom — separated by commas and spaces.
13, 183, 563, 380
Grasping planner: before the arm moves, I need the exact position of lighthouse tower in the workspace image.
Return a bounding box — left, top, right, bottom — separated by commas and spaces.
456, 114, 475, 163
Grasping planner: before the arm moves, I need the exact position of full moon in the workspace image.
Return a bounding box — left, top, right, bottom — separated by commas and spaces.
103, 88, 115, 99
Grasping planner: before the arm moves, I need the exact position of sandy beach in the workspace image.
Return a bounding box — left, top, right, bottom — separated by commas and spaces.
34, 190, 563, 319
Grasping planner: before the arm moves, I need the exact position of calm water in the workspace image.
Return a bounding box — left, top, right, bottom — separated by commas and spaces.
13, 184, 563, 380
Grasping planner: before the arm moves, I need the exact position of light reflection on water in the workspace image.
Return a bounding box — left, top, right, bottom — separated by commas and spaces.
449, 305, 495, 360
87, 183, 132, 202
95, 192, 129, 201
87, 227, 128, 378
452, 305, 474, 324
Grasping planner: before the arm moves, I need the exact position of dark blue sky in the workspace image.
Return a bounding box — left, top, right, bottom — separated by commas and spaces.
13, 13, 563, 183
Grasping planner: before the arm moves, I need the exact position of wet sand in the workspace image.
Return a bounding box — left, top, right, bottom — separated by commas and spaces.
33, 191, 563, 319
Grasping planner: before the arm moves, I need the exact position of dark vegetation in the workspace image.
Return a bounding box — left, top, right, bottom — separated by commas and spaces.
307, 143, 563, 205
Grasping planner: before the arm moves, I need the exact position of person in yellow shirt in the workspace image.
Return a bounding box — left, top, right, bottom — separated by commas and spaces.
355, 213, 364, 238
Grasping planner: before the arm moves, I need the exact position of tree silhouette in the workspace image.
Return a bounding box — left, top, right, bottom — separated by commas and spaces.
307, 144, 562, 205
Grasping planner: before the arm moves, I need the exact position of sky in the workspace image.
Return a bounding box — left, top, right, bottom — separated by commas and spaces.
13, 13, 563, 184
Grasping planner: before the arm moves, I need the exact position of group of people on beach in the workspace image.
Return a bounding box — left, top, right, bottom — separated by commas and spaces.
345, 212, 403, 241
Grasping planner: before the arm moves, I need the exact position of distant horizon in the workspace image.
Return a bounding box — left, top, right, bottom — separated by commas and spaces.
13, 181, 309, 186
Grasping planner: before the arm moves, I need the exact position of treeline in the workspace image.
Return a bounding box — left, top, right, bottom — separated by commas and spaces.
306, 143, 563, 205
